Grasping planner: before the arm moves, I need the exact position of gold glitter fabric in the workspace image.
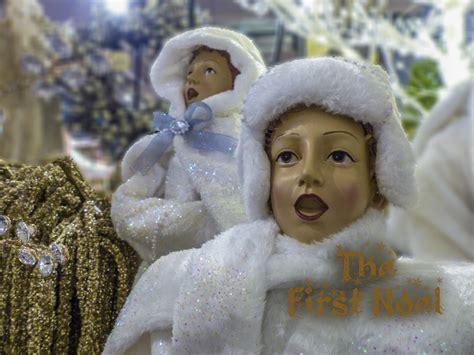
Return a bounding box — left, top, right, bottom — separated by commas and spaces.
0, 157, 140, 354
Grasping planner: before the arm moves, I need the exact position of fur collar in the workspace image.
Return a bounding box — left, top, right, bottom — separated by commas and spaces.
266, 208, 394, 290
171, 209, 401, 353
103, 209, 473, 354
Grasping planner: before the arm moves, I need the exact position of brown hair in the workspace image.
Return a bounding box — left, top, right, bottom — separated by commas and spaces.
189, 46, 241, 88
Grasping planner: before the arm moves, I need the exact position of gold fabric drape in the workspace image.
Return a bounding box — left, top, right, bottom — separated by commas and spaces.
0, 157, 140, 353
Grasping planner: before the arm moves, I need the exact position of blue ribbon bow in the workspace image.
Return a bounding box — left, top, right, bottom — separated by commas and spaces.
132, 102, 238, 175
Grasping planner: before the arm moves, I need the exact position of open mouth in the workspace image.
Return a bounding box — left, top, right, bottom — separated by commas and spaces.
294, 194, 329, 221
187, 88, 199, 101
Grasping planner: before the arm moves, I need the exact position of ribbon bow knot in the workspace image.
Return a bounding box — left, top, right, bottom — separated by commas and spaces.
132, 102, 238, 175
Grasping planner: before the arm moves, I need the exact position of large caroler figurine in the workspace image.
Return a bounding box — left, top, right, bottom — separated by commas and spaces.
112, 27, 265, 263
103, 58, 474, 354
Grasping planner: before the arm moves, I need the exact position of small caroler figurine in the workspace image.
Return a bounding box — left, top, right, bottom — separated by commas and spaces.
112, 27, 266, 263
103, 58, 474, 354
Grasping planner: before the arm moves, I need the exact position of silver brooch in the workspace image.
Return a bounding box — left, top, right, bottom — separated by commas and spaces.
0, 214, 70, 277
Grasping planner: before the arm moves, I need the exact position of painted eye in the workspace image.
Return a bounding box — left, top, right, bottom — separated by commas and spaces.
205, 67, 216, 75
276, 151, 298, 165
327, 150, 354, 164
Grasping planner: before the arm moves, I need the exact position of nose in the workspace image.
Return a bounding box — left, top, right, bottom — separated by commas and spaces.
186, 70, 199, 84
298, 156, 324, 187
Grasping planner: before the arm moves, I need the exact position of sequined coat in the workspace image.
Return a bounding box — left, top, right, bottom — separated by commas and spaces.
111, 27, 266, 263
103, 209, 474, 354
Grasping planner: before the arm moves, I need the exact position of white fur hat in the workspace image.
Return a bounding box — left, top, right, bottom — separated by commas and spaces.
238, 57, 417, 221
150, 26, 266, 117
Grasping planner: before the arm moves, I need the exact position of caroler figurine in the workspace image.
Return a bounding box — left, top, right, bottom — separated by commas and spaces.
112, 27, 266, 263
104, 58, 474, 354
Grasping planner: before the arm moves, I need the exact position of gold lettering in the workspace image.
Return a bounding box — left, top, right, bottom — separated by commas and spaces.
378, 259, 396, 278
337, 248, 362, 282
359, 255, 377, 279
288, 287, 305, 317
349, 288, 363, 314
414, 295, 432, 313
395, 290, 414, 316
305, 284, 313, 314
435, 287, 442, 314
332, 292, 348, 317
373, 288, 393, 316
316, 291, 332, 315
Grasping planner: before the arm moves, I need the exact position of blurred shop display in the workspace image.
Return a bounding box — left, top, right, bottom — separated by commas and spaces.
21, 0, 209, 160
0, 0, 63, 165
235, 0, 473, 134
2, 0, 209, 191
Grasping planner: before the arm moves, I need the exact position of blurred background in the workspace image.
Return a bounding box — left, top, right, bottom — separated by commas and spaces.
0, 0, 472, 193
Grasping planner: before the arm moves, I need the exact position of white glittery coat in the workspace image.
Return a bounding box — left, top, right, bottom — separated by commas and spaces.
111, 27, 266, 263
387, 81, 474, 261
102, 209, 474, 354
104, 59, 474, 354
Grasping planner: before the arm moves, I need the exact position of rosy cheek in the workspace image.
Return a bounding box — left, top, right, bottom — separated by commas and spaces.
200, 79, 211, 88
344, 184, 362, 208
271, 176, 290, 210
271, 184, 284, 209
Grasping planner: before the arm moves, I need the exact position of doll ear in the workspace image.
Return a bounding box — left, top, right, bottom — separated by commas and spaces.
370, 183, 388, 211
369, 168, 388, 211
365, 132, 386, 210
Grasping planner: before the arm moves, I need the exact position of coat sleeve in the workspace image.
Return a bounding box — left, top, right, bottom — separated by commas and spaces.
112, 137, 218, 264
111, 164, 218, 263
102, 250, 194, 355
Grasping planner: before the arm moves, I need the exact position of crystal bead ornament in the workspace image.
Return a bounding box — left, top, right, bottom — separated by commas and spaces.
17, 248, 37, 266
32, 81, 59, 100
37, 255, 56, 277
47, 34, 72, 59
0, 109, 5, 136
0, 215, 11, 235
20, 55, 45, 75
61, 68, 85, 89
49, 243, 69, 265
16, 222, 36, 242
2, 214, 69, 277
170, 120, 190, 135
85, 52, 109, 75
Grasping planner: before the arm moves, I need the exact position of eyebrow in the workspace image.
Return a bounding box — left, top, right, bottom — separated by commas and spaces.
274, 132, 300, 141
189, 59, 219, 69
202, 60, 220, 66
323, 130, 359, 142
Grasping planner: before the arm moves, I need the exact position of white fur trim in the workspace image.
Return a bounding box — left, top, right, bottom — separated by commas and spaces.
104, 208, 474, 353
150, 26, 266, 117
413, 80, 473, 155
239, 57, 416, 221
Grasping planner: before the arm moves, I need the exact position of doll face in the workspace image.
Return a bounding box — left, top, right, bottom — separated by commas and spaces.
183, 50, 234, 106
269, 107, 376, 244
